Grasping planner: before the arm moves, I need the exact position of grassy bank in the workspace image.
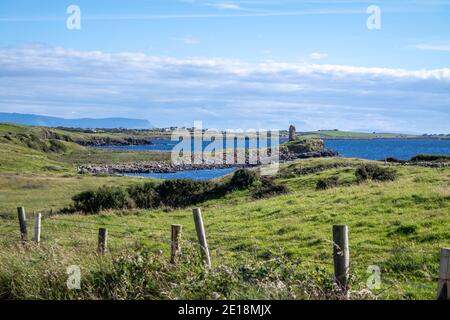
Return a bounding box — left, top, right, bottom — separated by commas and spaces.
0, 158, 448, 299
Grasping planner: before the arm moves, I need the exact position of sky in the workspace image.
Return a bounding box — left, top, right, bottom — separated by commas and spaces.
0, 0, 449, 133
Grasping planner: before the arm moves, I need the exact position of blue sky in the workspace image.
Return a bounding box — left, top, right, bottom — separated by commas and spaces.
0, 0, 449, 133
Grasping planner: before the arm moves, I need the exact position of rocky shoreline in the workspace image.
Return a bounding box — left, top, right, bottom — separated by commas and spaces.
77, 146, 339, 174
77, 162, 245, 174
76, 137, 153, 147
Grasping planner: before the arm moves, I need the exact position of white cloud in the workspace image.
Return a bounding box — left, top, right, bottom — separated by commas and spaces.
309, 52, 328, 60
172, 35, 200, 44
415, 44, 450, 52
209, 2, 242, 10
0, 45, 449, 132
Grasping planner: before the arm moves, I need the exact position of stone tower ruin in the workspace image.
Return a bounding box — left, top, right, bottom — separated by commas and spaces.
289, 125, 296, 141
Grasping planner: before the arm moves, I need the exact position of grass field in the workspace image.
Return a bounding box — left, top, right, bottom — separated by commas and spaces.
0, 157, 448, 299
0, 123, 448, 300
0, 122, 172, 143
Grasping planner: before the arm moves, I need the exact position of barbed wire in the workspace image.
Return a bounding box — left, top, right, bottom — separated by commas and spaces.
1, 213, 443, 278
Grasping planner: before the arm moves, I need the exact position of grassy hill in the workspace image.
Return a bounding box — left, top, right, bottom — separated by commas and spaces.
298, 130, 418, 140
0, 123, 170, 172
0, 122, 448, 300
0, 122, 171, 144
0, 157, 448, 299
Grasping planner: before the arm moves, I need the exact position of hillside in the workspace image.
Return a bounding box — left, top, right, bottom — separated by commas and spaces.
0, 157, 448, 299
0, 122, 448, 300
0, 123, 170, 145
0, 112, 153, 129
0, 123, 171, 172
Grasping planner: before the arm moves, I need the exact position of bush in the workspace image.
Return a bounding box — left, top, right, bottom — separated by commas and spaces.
384, 157, 405, 164
155, 179, 214, 208
355, 164, 397, 182
128, 183, 159, 209
316, 177, 339, 190
72, 186, 132, 214
410, 154, 450, 162
251, 183, 289, 199
228, 169, 258, 190
393, 224, 418, 236
72, 169, 263, 213
48, 139, 67, 153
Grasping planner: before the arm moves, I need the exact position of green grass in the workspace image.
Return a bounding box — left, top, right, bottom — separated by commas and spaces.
0, 122, 172, 143
0, 123, 448, 299
0, 123, 171, 173
0, 173, 148, 215
56, 148, 171, 165
298, 130, 418, 139
0, 141, 73, 174
0, 158, 448, 299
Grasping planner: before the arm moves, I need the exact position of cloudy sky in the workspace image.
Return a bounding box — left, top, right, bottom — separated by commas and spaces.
0, 0, 449, 133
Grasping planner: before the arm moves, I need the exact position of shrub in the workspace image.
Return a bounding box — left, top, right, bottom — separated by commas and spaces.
72, 190, 98, 213
355, 164, 397, 182
48, 139, 67, 153
251, 183, 289, 199
410, 154, 450, 162
393, 224, 418, 236
251, 178, 289, 199
385, 157, 405, 164
72, 186, 132, 214
155, 179, 214, 208
128, 183, 159, 209
228, 169, 257, 190
316, 177, 339, 190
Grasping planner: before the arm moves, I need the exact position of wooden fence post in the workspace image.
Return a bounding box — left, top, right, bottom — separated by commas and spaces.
98, 228, 108, 255
437, 248, 450, 300
17, 207, 27, 242
34, 213, 41, 244
193, 208, 211, 269
333, 225, 349, 291
171, 224, 182, 263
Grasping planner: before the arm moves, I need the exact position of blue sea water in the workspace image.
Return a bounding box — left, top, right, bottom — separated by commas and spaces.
98, 138, 450, 161
324, 139, 450, 160
98, 138, 450, 180
124, 167, 237, 181
96, 138, 281, 151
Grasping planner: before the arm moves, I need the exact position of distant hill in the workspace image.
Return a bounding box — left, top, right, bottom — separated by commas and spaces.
0, 112, 153, 129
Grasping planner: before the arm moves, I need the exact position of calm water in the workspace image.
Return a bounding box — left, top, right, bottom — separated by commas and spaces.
325, 139, 450, 160
99, 138, 450, 161
124, 167, 237, 181
96, 138, 284, 151
100, 138, 449, 180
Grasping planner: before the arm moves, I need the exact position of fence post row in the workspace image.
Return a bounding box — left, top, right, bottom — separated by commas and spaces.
12, 206, 449, 301
437, 248, 450, 300
333, 225, 350, 292
34, 213, 41, 244
98, 228, 108, 255
193, 208, 211, 269
171, 224, 182, 264
17, 207, 28, 242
